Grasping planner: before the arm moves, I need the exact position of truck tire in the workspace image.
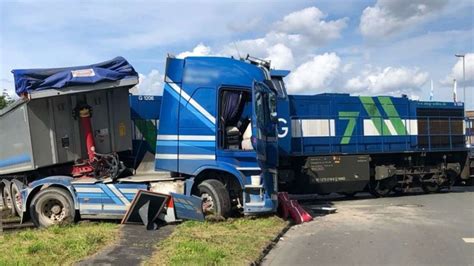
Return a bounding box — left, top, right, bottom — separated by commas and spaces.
11, 182, 23, 217
198, 179, 231, 218
3, 184, 17, 216
29, 187, 75, 228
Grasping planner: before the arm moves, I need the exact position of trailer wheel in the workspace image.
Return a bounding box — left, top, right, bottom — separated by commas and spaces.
2, 184, 17, 216
30, 187, 75, 228
11, 182, 23, 217
198, 180, 231, 218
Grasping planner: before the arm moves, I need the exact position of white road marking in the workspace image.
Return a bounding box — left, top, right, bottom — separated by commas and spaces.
462, 238, 474, 243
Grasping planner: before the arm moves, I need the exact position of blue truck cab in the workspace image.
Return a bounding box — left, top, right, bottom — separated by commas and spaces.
154, 56, 279, 214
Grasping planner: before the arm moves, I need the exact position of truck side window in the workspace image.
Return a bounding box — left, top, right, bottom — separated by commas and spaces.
219, 88, 252, 150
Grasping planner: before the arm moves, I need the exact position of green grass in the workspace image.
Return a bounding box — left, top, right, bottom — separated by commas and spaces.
148, 216, 288, 265
0, 222, 119, 265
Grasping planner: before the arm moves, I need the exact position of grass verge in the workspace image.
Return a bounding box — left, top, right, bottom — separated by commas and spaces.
147, 216, 289, 265
0, 222, 119, 265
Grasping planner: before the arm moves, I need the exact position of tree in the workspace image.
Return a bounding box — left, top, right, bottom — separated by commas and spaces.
0, 95, 7, 109
0, 89, 13, 110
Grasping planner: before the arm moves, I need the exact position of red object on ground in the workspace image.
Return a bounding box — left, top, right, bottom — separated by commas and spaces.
277, 192, 290, 219
288, 200, 313, 224
277, 192, 313, 224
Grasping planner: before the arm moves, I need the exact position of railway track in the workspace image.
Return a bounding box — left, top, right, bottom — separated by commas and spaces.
0, 210, 35, 233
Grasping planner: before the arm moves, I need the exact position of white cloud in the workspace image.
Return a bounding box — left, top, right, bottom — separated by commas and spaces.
276, 7, 348, 44
265, 44, 295, 70
442, 53, 474, 86
177, 43, 212, 59
345, 66, 429, 97
222, 37, 269, 59
360, 0, 448, 38
130, 69, 164, 95
285, 53, 341, 94
221, 7, 347, 62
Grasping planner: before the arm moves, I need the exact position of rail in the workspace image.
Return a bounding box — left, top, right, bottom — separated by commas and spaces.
0, 209, 35, 233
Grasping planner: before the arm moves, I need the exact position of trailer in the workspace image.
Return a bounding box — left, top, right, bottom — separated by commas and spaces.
0, 56, 280, 227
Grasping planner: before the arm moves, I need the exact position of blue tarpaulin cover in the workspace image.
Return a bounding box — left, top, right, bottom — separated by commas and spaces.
11, 56, 138, 96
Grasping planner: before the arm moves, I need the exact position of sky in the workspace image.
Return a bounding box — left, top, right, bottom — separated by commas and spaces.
1, 0, 473, 109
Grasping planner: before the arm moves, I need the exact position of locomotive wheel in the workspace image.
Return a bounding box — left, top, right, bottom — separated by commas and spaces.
30, 187, 75, 228
392, 186, 405, 196
421, 182, 440, 193
370, 180, 392, 197
446, 170, 458, 187
198, 179, 231, 218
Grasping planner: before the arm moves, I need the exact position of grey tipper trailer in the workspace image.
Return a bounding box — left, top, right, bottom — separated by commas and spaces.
0, 78, 137, 176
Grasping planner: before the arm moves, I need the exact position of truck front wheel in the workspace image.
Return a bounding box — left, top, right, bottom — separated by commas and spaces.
30, 187, 75, 228
198, 180, 231, 218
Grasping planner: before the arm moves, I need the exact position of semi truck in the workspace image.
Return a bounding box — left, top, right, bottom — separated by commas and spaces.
130, 56, 470, 197
0, 56, 279, 227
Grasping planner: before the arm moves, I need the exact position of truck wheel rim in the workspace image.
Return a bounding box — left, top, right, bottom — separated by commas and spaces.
12, 187, 22, 213
201, 193, 215, 214
41, 199, 66, 223
3, 188, 13, 210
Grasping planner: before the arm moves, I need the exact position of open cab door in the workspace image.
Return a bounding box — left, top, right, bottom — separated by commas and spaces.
252, 81, 278, 169
245, 81, 278, 213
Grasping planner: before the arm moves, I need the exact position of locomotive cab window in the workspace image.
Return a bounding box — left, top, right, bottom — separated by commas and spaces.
218, 88, 253, 151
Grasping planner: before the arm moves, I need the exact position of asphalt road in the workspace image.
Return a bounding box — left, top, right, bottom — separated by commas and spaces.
263, 187, 474, 266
